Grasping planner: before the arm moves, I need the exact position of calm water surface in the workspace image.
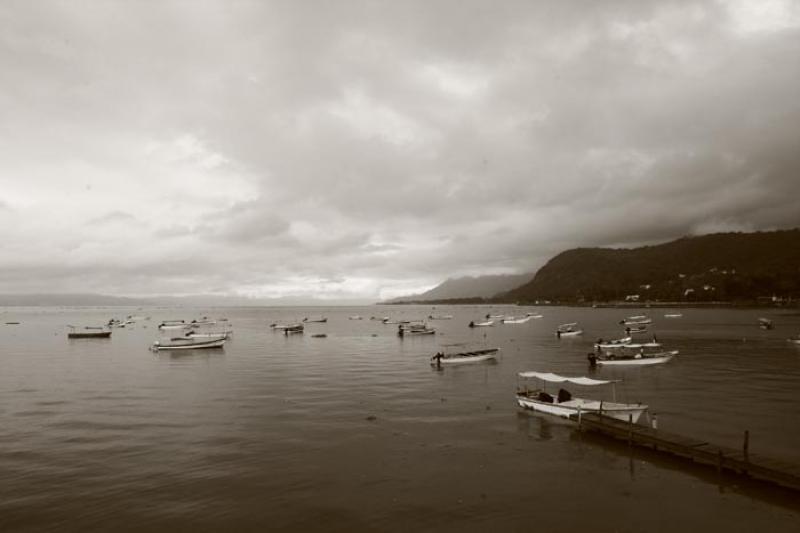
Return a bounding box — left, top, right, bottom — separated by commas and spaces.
1, 306, 799, 532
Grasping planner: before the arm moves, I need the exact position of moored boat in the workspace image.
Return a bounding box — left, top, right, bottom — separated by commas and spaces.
67, 326, 112, 339
151, 337, 226, 351
428, 314, 453, 320
556, 323, 582, 337
303, 317, 328, 323
516, 371, 647, 423
431, 345, 499, 366
594, 336, 632, 349
398, 323, 435, 336
502, 316, 532, 324
758, 318, 773, 330
664, 313, 683, 318
469, 320, 494, 327
588, 349, 678, 366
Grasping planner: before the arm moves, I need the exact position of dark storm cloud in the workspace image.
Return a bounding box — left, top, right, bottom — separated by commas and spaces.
0, 0, 798, 299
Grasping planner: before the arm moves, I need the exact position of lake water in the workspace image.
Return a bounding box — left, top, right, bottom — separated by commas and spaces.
1, 305, 799, 531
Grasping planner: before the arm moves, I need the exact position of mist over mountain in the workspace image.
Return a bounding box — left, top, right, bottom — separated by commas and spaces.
387, 273, 534, 303
502, 230, 800, 303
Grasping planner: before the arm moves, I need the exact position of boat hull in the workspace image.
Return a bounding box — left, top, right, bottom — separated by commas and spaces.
516, 395, 647, 423
152, 339, 226, 350
68, 331, 112, 339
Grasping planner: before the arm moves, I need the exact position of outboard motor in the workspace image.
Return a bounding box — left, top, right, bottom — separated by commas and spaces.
557, 388, 572, 403
469, 321, 475, 328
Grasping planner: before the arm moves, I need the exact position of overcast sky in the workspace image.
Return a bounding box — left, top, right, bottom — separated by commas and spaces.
1, 0, 799, 301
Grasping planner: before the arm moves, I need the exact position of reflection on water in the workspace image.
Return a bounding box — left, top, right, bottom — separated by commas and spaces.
0, 305, 799, 531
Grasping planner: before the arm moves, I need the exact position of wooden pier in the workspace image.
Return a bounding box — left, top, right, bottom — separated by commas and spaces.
573, 413, 800, 492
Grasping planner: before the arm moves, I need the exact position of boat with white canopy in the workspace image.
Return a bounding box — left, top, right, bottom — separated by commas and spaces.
516, 372, 647, 423
588, 349, 678, 366
431, 344, 499, 366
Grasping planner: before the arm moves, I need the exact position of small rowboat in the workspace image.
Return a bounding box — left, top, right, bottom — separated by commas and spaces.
556, 323, 582, 337
588, 350, 678, 366
469, 320, 494, 327
68, 326, 112, 339
303, 317, 328, 323
431, 346, 499, 366
151, 338, 225, 351
184, 331, 230, 339
595, 336, 632, 349
428, 314, 453, 320
398, 324, 435, 336
664, 313, 683, 318
525, 313, 543, 318
502, 316, 532, 324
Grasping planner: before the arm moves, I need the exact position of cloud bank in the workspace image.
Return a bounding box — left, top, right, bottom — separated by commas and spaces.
1, 0, 798, 300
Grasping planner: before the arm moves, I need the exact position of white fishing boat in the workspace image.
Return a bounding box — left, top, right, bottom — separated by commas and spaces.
588, 349, 678, 366
556, 323, 582, 337
428, 314, 453, 320
158, 322, 190, 331
67, 325, 112, 339
525, 313, 543, 318
516, 372, 647, 423
348, 315, 363, 320
271, 322, 303, 331
431, 345, 499, 366
303, 317, 328, 323
758, 318, 773, 330
620, 315, 652, 326
398, 323, 435, 336
485, 314, 505, 319
625, 339, 662, 349
284, 325, 304, 335
150, 337, 226, 351
787, 335, 800, 344
624, 324, 649, 335
664, 313, 683, 318
184, 330, 230, 340
502, 316, 532, 324
595, 336, 632, 349
468, 320, 495, 327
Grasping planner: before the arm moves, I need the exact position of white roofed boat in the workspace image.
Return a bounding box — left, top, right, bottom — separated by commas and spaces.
516, 372, 647, 423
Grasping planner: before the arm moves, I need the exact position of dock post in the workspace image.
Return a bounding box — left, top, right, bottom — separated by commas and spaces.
628, 414, 633, 446
743, 430, 749, 462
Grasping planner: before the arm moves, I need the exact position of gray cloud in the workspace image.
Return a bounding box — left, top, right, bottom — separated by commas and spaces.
1, 0, 799, 299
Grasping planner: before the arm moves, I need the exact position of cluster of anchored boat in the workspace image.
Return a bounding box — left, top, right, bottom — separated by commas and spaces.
517, 313, 681, 424
151, 318, 233, 350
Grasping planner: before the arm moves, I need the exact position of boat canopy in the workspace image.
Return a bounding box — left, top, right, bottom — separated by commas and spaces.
518, 371, 618, 386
